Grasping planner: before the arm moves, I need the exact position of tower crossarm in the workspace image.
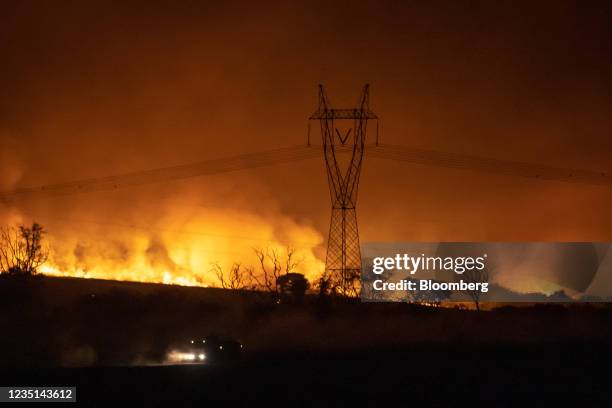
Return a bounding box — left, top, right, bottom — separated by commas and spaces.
309, 108, 378, 120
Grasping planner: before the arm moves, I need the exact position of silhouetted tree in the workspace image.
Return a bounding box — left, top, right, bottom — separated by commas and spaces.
317, 275, 330, 297
277, 272, 310, 303
247, 246, 301, 296
460, 266, 489, 312
313, 275, 334, 319
0, 223, 48, 275
211, 262, 253, 290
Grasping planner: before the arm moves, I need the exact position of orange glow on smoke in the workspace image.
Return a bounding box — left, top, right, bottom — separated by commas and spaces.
15, 202, 326, 288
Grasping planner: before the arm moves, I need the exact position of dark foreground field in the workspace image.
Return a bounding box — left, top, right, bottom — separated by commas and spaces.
1, 275, 612, 405
2, 346, 611, 406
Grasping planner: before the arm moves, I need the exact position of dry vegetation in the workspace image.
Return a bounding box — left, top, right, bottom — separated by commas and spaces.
1, 274, 611, 367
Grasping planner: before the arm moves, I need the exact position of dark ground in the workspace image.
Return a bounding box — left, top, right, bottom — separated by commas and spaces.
2, 346, 611, 406
1, 275, 612, 406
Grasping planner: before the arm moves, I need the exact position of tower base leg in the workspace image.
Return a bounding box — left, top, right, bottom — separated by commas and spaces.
324, 207, 361, 296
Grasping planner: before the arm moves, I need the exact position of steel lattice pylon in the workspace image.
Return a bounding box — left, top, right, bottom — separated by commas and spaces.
309, 85, 378, 296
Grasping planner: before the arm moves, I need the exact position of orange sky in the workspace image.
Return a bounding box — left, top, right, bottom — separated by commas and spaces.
1, 1, 611, 284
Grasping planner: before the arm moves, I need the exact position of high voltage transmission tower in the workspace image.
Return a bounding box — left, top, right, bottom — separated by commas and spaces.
1, 82, 610, 297
309, 85, 378, 296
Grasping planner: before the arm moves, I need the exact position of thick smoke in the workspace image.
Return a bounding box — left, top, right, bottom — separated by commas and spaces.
2, 173, 325, 286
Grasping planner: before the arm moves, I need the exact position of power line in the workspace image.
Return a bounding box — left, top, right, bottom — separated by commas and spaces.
367, 144, 612, 188
0, 145, 320, 203
1, 141, 610, 206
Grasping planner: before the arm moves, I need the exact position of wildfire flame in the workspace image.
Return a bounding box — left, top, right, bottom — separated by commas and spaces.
30, 203, 326, 288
